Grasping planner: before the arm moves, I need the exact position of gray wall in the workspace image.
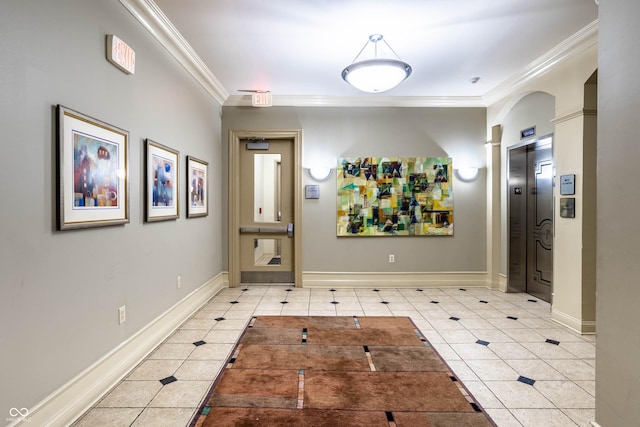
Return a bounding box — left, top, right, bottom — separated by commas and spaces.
222, 107, 487, 272
0, 0, 222, 417
596, 1, 640, 425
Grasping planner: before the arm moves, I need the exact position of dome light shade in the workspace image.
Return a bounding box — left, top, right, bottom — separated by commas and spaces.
342, 34, 412, 93
342, 59, 412, 93
455, 167, 480, 182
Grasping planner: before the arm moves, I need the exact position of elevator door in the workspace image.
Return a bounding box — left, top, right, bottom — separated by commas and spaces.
508, 138, 553, 302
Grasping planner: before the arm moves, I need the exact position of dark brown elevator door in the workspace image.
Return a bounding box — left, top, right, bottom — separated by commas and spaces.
508, 139, 553, 303
526, 144, 553, 301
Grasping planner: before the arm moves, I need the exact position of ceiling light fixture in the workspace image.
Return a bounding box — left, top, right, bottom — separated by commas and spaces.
341, 34, 412, 93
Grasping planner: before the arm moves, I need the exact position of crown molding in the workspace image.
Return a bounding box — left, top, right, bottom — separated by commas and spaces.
120, 0, 597, 109
118, 0, 229, 104
224, 95, 487, 108
482, 19, 599, 106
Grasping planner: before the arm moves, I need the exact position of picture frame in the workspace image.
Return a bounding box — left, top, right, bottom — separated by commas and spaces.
145, 139, 179, 222
186, 156, 209, 218
57, 105, 130, 230
560, 197, 576, 218
337, 157, 454, 236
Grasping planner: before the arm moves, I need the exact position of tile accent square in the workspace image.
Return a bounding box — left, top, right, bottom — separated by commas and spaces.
160, 376, 177, 385
517, 375, 535, 386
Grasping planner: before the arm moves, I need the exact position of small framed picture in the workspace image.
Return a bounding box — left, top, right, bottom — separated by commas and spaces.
57, 105, 130, 230
186, 156, 209, 218
145, 139, 179, 222
560, 197, 576, 218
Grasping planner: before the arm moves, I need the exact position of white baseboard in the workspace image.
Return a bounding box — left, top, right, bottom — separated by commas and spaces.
302, 271, 488, 288
590, 422, 602, 427
498, 274, 508, 292
14, 273, 227, 427
551, 307, 596, 334
484, 273, 506, 291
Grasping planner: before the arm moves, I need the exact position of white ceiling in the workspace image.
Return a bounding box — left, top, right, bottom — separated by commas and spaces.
149, 0, 598, 105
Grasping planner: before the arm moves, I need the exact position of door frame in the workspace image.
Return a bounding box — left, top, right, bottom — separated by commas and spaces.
228, 129, 303, 287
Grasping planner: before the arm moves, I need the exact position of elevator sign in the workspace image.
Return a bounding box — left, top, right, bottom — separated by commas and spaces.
106, 35, 135, 75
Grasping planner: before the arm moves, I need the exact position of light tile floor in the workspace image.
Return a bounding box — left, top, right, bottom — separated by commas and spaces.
73, 286, 596, 427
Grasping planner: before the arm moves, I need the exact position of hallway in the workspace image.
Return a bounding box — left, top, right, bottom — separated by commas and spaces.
73, 286, 595, 426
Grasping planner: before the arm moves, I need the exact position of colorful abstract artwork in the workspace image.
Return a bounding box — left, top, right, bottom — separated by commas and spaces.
73, 133, 120, 208
187, 155, 209, 218
57, 105, 129, 230
145, 139, 179, 222
152, 154, 175, 208
337, 157, 453, 236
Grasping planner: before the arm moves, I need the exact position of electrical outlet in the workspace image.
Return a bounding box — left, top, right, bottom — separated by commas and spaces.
177, 276, 181, 289
388, 254, 395, 263
118, 305, 126, 325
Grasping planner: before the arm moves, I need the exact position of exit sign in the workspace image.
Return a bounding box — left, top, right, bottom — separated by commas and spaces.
106, 34, 135, 75
252, 92, 272, 107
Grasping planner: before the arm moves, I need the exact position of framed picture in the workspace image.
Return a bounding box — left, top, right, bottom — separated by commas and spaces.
560, 197, 576, 218
57, 105, 129, 230
145, 139, 179, 222
186, 156, 209, 218
337, 157, 454, 236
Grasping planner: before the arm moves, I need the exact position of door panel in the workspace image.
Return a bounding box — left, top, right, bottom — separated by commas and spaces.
526, 144, 553, 301
508, 146, 527, 293
239, 139, 294, 283
508, 139, 553, 303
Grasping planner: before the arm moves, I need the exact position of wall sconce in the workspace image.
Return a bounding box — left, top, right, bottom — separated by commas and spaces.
307, 167, 333, 182
455, 167, 479, 182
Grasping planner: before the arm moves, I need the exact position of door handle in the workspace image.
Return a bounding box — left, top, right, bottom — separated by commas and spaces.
239, 224, 294, 238
239, 227, 260, 233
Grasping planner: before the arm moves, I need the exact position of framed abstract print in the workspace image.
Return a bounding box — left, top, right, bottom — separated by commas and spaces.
57, 105, 129, 230
145, 139, 179, 222
186, 155, 208, 218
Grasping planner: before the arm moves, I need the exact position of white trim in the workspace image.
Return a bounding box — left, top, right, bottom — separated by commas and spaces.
14, 274, 227, 427
483, 20, 598, 106
117, 1, 597, 109
590, 422, 603, 427
552, 108, 598, 124
302, 271, 488, 288
117, 0, 228, 104
551, 307, 596, 334
498, 274, 508, 292
224, 94, 487, 108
